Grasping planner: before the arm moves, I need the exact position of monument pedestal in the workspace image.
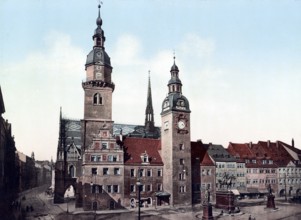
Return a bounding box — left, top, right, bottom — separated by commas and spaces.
266, 195, 276, 209
202, 203, 213, 220
215, 191, 235, 212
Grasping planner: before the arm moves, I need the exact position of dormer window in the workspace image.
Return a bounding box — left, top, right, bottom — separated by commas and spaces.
140, 152, 150, 164
93, 93, 102, 105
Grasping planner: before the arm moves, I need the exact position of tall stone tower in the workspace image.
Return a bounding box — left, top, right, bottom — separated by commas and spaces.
161, 57, 192, 206
80, 5, 124, 211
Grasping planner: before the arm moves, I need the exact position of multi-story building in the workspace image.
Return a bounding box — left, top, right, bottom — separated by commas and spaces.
0, 87, 19, 219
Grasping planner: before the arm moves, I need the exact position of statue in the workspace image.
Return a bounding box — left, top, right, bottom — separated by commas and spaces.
218, 172, 236, 189
203, 185, 210, 204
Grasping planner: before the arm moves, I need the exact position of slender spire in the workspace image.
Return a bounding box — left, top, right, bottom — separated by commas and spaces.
145, 70, 155, 133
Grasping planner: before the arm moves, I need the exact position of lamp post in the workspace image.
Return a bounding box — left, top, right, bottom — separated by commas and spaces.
90, 179, 96, 220
66, 195, 69, 213
136, 178, 142, 220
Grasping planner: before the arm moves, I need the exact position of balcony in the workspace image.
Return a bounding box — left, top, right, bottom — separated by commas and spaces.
82, 78, 115, 91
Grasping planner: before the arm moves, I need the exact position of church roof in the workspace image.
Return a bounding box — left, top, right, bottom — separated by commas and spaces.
123, 137, 163, 166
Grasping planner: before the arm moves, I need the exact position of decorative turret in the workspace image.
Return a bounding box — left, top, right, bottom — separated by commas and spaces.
145, 71, 155, 133
85, 4, 112, 72
161, 56, 190, 114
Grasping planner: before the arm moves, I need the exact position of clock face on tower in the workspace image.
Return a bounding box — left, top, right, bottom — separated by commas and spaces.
178, 120, 185, 129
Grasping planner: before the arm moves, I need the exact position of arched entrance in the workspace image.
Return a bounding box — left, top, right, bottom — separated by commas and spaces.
109, 200, 115, 210
64, 185, 75, 198
92, 201, 97, 210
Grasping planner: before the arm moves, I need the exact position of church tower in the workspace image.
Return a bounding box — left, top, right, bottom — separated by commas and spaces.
145, 72, 155, 133
80, 5, 124, 211
161, 57, 192, 206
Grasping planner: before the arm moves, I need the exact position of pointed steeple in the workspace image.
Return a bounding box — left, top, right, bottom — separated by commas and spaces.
145, 71, 155, 133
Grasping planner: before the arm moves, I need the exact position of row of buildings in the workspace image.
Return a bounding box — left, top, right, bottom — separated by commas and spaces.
54, 5, 301, 211
0, 87, 52, 219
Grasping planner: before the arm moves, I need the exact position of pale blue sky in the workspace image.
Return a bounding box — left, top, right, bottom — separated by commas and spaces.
1, 0, 301, 160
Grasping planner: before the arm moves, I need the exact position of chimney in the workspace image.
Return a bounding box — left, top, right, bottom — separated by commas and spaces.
249, 142, 252, 148
267, 140, 270, 147
292, 138, 295, 148
197, 139, 202, 143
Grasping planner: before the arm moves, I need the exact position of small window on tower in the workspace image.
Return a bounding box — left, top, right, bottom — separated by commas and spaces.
93, 93, 102, 105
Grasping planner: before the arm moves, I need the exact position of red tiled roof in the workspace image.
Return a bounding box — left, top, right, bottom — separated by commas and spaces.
123, 137, 163, 165
201, 151, 215, 166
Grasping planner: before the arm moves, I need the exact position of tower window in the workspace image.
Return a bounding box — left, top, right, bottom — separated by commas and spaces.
93, 93, 102, 105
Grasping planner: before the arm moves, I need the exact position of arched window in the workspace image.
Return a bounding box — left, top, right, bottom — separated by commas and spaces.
69, 165, 76, 177
93, 93, 102, 105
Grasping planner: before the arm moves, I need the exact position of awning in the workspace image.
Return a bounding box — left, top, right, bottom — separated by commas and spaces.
155, 192, 171, 197
259, 190, 268, 194
247, 188, 259, 193
231, 189, 240, 195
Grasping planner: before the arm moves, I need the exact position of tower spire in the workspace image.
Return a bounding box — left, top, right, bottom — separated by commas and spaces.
145, 70, 155, 133
93, 3, 105, 48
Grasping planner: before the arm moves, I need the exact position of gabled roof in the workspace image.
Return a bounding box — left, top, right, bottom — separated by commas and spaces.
201, 151, 215, 166
123, 137, 163, 166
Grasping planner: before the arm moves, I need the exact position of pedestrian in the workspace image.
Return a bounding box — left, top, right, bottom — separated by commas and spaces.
248, 215, 252, 220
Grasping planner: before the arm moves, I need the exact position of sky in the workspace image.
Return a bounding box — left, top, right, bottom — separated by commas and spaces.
1, 0, 301, 161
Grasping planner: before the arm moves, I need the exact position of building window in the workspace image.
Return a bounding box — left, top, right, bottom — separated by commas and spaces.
92, 168, 97, 175
93, 93, 102, 105
179, 185, 186, 193
108, 155, 118, 162
130, 169, 135, 177
114, 168, 120, 175
147, 169, 152, 177
107, 185, 112, 193
179, 173, 185, 180
157, 169, 162, 177
130, 184, 136, 193
139, 169, 145, 177
113, 185, 119, 193
102, 142, 108, 149
179, 144, 184, 150
143, 155, 149, 163
157, 184, 162, 191
180, 159, 184, 165
103, 168, 109, 175
91, 155, 101, 162
146, 185, 152, 192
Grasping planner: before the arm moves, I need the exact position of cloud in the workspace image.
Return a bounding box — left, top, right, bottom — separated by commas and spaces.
1, 31, 85, 160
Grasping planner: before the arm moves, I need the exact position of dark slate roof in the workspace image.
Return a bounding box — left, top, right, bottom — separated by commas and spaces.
62, 118, 82, 151
206, 144, 236, 162
123, 137, 163, 166
113, 123, 161, 139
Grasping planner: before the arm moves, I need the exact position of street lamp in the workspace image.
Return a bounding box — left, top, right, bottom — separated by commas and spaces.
66, 195, 69, 213
136, 178, 142, 220
90, 180, 96, 220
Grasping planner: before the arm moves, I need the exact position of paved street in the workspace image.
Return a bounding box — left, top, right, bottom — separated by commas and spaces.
10, 187, 301, 220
